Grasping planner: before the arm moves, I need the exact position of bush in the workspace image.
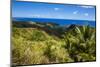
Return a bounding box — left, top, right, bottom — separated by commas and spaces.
12, 25, 96, 65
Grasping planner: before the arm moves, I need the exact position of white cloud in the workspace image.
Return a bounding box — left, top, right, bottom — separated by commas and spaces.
54, 8, 60, 11
32, 14, 49, 18
84, 13, 89, 16
80, 5, 94, 8
73, 11, 78, 14
33, 15, 41, 18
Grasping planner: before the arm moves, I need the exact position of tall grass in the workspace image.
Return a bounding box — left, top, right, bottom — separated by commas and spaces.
12, 25, 96, 65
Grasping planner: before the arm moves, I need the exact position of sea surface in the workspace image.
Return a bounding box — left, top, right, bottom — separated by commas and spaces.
13, 17, 96, 27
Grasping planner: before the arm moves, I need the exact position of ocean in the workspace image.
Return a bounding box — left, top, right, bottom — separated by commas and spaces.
13, 17, 96, 27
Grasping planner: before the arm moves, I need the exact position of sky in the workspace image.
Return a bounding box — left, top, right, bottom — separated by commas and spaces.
12, 0, 96, 21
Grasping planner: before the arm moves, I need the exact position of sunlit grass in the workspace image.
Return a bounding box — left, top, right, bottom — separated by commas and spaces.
12, 25, 96, 65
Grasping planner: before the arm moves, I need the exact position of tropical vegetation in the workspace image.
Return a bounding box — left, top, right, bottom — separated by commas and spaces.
12, 21, 96, 65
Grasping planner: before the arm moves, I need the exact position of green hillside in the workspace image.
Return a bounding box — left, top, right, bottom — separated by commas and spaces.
12, 21, 96, 65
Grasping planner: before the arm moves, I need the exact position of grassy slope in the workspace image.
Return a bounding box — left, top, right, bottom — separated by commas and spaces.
12, 22, 96, 65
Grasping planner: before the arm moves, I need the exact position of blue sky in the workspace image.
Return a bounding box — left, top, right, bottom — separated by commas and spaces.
12, 0, 96, 21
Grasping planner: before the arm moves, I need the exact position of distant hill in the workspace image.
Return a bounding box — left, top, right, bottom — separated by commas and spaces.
13, 17, 96, 27
12, 21, 94, 38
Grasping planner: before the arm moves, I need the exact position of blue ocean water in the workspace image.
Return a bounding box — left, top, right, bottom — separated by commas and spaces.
13, 17, 96, 27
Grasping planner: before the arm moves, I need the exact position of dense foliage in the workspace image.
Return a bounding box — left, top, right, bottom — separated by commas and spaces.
12, 22, 96, 65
